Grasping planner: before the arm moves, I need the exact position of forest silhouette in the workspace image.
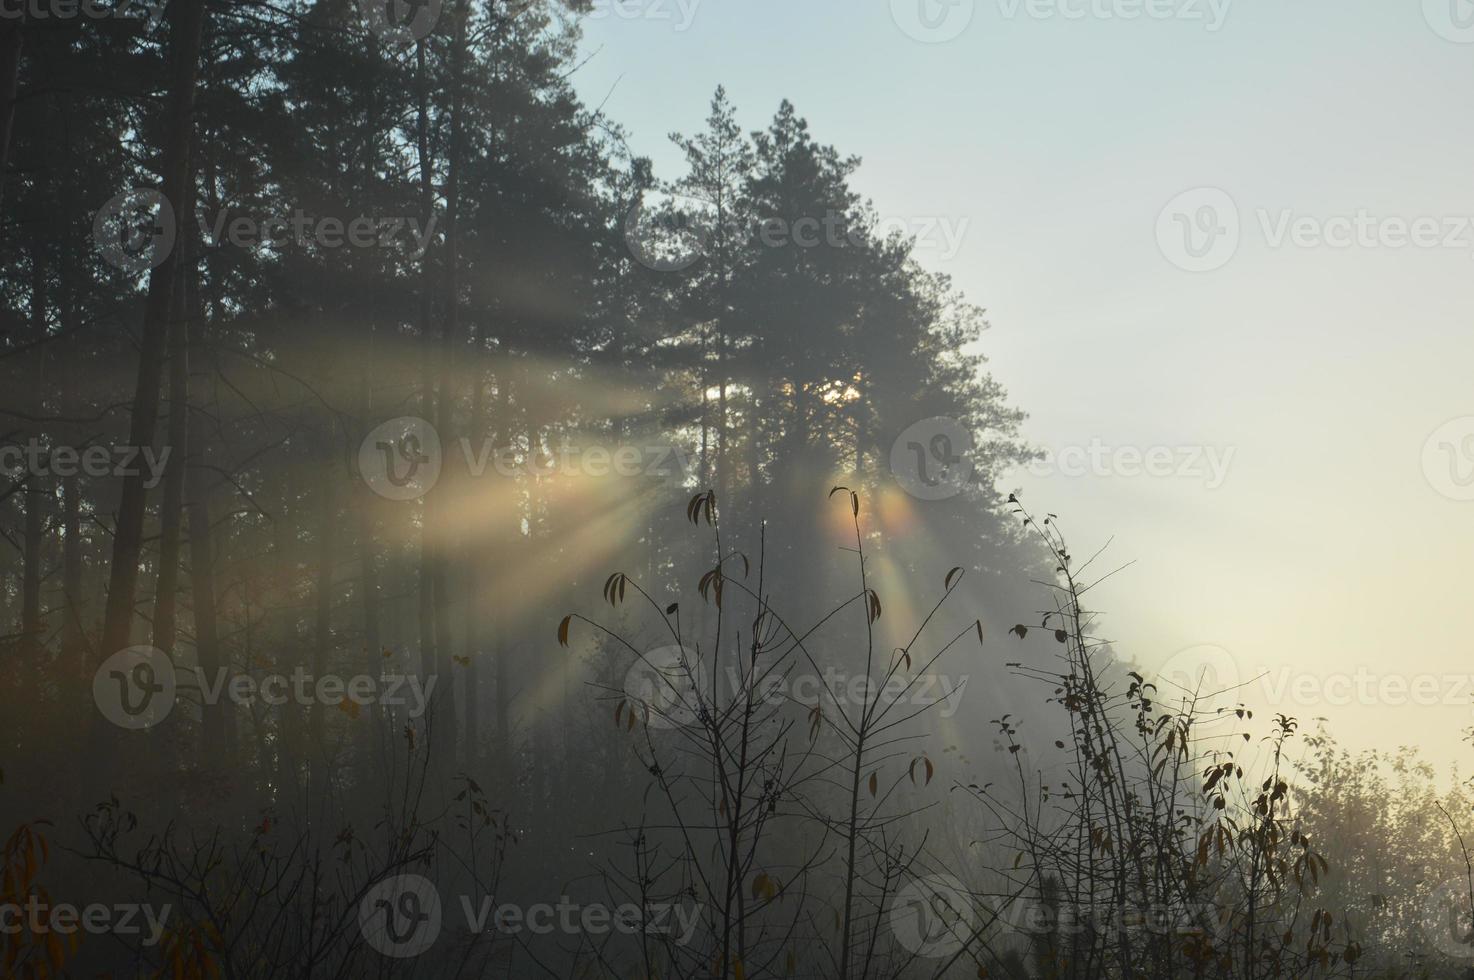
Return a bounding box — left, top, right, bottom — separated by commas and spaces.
0, 1, 1471, 978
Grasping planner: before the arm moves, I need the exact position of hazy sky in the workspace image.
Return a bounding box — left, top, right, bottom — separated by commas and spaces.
571, 0, 1474, 771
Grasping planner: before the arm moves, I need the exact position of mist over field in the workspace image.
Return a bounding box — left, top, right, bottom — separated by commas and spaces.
1, 1, 1472, 977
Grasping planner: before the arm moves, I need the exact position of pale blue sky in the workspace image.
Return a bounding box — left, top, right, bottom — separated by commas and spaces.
572, 0, 1474, 769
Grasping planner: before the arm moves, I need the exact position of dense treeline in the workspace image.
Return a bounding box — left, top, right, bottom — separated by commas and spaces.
0, 0, 1035, 797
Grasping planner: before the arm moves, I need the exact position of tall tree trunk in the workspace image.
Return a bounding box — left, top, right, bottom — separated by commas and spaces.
355, 49, 387, 779
150, 267, 190, 655
744, 383, 764, 527
185, 436, 226, 764
21, 232, 46, 661
183, 238, 235, 760
427, 0, 469, 774
21, 476, 43, 661
308, 431, 336, 789
700, 326, 710, 485
717, 322, 728, 507
59, 196, 86, 671
61, 473, 83, 667
494, 375, 520, 786
357, 494, 384, 764
461, 338, 486, 768
272, 472, 301, 802
412, 32, 438, 751
356, 381, 386, 772
91, 0, 207, 777
0, 14, 22, 213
